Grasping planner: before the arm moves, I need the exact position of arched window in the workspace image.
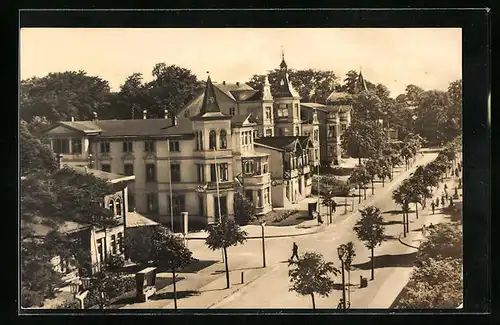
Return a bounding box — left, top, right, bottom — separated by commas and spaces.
108, 199, 115, 215
115, 199, 122, 216
209, 130, 217, 149
220, 130, 227, 149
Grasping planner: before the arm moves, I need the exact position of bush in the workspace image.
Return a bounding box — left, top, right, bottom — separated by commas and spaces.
106, 254, 125, 270
311, 175, 351, 197
84, 271, 136, 309
272, 210, 299, 223
55, 299, 81, 309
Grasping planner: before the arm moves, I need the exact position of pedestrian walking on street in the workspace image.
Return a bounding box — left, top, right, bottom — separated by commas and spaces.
431, 201, 436, 214
422, 224, 427, 237
429, 222, 435, 229
317, 213, 324, 225
435, 197, 440, 208
441, 196, 445, 206
332, 200, 337, 213
444, 184, 448, 190
290, 242, 299, 261
455, 168, 459, 178
449, 197, 454, 207
458, 162, 462, 171
337, 298, 344, 309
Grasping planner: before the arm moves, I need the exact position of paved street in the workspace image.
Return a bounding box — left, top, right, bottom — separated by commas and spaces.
120, 151, 461, 310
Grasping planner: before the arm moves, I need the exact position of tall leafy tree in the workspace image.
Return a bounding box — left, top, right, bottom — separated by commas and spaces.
364, 159, 382, 195
392, 179, 412, 236
338, 241, 356, 299
353, 206, 386, 280
341, 119, 388, 165
146, 63, 202, 118
349, 164, 371, 202
111, 73, 155, 120
247, 68, 339, 103
205, 216, 247, 289
20, 71, 111, 122
150, 227, 193, 310
351, 91, 384, 121
320, 191, 337, 223
288, 251, 339, 310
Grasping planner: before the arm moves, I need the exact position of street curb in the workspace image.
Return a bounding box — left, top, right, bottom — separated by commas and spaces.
207, 264, 281, 309
398, 232, 420, 250
186, 226, 324, 241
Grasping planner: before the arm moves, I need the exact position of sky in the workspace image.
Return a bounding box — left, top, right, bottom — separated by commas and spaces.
19, 28, 462, 97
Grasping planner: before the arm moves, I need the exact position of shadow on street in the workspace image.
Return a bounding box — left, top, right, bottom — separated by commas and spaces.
381, 220, 403, 226
211, 265, 263, 275
351, 252, 418, 270
150, 290, 201, 300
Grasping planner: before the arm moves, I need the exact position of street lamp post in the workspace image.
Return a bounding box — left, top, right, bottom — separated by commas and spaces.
261, 222, 267, 268
337, 246, 347, 310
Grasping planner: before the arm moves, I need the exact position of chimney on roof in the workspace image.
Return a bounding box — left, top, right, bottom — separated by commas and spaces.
56, 153, 64, 169
143, 110, 147, 119
222, 81, 226, 85
93, 112, 98, 121
71, 116, 75, 122
172, 116, 178, 126
164, 109, 169, 119
236, 82, 240, 86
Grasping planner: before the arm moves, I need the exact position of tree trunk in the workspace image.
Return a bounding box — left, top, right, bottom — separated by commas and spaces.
402, 208, 406, 237
370, 247, 375, 280
363, 185, 366, 200
358, 157, 362, 165
371, 177, 374, 195
329, 205, 333, 223
415, 202, 419, 219
172, 269, 178, 310
382, 177, 385, 187
406, 211, 410, 233
311, 293, 316, 310
358, 187, 361, 204
391, 167, 394, 180
223, 247, 230, 289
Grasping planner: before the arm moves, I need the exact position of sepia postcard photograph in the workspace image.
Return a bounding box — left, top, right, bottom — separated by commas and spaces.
19, 25, 466, 312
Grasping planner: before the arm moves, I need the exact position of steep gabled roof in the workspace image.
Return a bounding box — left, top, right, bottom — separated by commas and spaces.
326, 91, 353, 104
191, 76, 232, 120
231, 114, 257, 128
255, 136, 305, 152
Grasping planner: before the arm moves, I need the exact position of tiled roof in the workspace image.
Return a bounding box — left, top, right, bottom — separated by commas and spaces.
214, 82, 254, 101
255, 136, 305, 152
230, 89, 262, 101
51, 118, 194, 137
126, 211, 159, 228
300, 103, 329, 113
22, 219, 90, 237
230, 114, 256, 127
68, 166, 134, 183
326, 91, 353, 103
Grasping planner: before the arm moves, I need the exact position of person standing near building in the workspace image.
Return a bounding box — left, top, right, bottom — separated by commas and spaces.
431, 201, 436, 214
290, 242, 299, 261
332, 200, 337, 213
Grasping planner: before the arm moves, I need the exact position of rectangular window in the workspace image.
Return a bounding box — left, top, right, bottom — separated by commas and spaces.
198, 196, 204, 216
262, 161, 269, 174
101, 164, 111, 172
169, 195, 186, 216
53, 139, 70, 154
257, 190, 263, 207
210, 164, 217, 182
169, 141, 180, 152
328, 125, 336, 138
214, 195, 228, 218
265, 129, 272, 136
170, 164, 181, 183
253, 130, 258, 139
123, 141, 133, 152
128, 193, 135, 212
146, 164, 156, 182
123, 163, 134, 176
117, 233, 123, 253
283, 128, 289, 136
243, 160, 254, 174
265, 107, 272, 120
196, 164, 205, 183
219, 163, 228, 181
295, 126, 300, 136
147, 193, 158, 213
100, 141, 110, 153
144, 140, 156, 153
97, 239, 104, 265
229, 107, 235, 116
341, 124, 347, 132
266, 187, 271, 204
245, 190, 253, 202
71, 139, 82, 154
244, 132, 248, 145
111, 234, 117, 254
277, 107, 289, 117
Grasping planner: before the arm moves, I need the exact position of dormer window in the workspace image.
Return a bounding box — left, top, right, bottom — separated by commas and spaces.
108, 199, 115, 215
116, 199, 122, 216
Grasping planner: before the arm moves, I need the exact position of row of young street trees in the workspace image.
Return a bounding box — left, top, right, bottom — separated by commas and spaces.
288, 204, 388, 310
392, 138, 461, 237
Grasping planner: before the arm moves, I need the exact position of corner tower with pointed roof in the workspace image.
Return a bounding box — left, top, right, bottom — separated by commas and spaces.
272, 49, 302, 138
190, 74, 235, 222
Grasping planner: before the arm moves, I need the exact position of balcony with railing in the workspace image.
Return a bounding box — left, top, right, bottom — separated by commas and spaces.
241, 154, 272, 187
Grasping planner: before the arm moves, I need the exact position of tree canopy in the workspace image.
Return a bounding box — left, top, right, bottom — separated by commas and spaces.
288, 251, 339, 309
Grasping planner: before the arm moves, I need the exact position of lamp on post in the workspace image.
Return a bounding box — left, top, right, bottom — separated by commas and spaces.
260, 222, 267, 268
337, 246, 347, 310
